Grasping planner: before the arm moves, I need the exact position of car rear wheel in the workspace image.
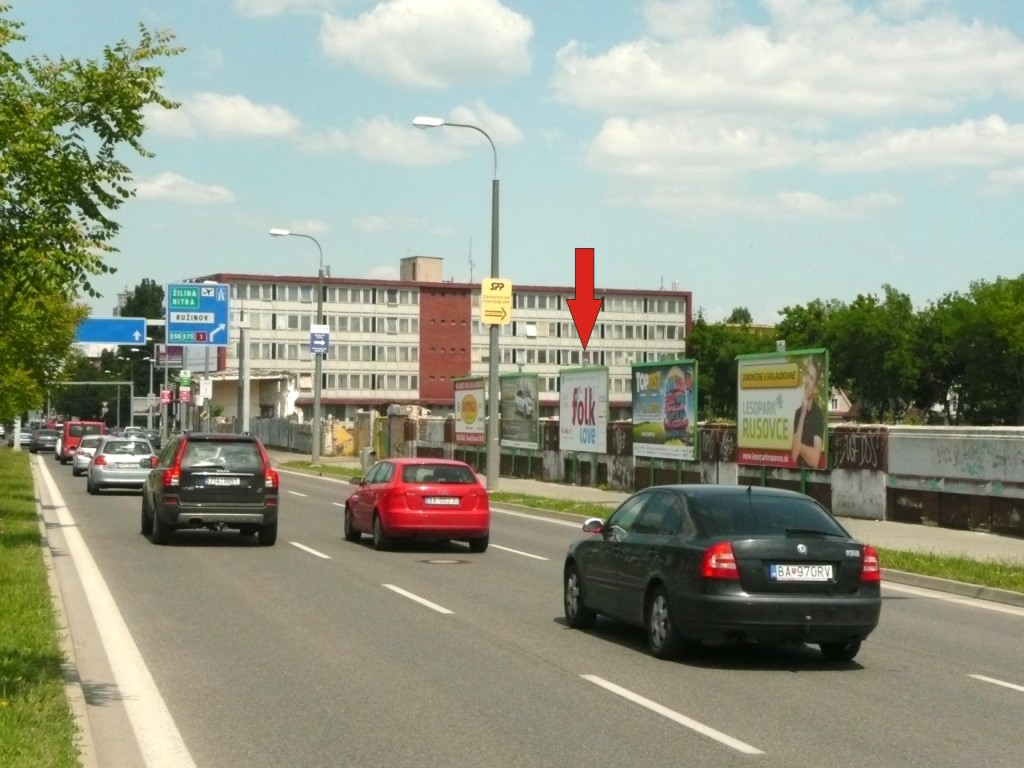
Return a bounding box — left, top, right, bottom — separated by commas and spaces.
151, 509, 173, 545
564, 563, 597, 629
819, 640, 861, 662
468, 533, 489, 553
257, 521, 278, 547
646, 585, 688, 659
343, 507, 361, 542
372, 514, 390, 551
86, 479, 99, 495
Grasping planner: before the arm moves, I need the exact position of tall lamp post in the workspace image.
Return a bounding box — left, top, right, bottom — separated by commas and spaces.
413, 115, 501, 490
270, 228, 324, 464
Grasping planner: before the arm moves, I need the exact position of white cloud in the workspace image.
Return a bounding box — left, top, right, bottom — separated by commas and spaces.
819, 116, 1024, 171
301, 105, 521, 167
983, 166, 1024, 195
553, 2, 1024, 118
320, 0, 533, 87
135, 173, 235, 204
145, 94, 301, 139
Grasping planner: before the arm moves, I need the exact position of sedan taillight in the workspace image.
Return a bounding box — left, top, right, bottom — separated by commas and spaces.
860, 545, 881, 582
701, 541, 740, 580
92, 455, 107, 466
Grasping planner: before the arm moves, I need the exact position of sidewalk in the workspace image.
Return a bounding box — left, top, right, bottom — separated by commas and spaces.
269, 451, 1024, 605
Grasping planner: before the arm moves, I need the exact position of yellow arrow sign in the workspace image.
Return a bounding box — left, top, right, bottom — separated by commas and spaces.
480, 279, 512, 326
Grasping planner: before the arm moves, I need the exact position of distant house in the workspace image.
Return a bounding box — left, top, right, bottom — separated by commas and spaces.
828, 387, 855, 422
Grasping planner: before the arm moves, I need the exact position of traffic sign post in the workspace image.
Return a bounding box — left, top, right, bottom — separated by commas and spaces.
166, 282, 230, 346
481, 279, 512, 325
75, 316, 147, 345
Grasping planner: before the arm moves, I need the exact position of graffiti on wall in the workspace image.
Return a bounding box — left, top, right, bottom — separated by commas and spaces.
831, 429, 886, 471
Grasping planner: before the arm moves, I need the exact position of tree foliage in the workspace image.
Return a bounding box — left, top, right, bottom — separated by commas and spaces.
0, 7, 180, 422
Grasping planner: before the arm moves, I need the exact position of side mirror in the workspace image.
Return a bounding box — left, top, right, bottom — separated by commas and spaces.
582, 517, 605, 534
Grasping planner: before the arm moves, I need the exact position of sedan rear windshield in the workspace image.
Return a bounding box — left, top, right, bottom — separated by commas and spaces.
690, 494, 847, 538
401, 464, 477, 484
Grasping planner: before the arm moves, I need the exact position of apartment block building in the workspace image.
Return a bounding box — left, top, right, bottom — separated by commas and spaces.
196, 257, 691, 422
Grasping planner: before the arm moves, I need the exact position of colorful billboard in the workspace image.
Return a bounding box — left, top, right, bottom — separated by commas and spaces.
453, 377, 486, 446
499, 373, 539, 450
736, 349, 829, 470
631, 360, 698, 461
558, 367, 609, 453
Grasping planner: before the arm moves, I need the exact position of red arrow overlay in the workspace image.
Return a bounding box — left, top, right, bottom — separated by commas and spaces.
566, 247, 602, 350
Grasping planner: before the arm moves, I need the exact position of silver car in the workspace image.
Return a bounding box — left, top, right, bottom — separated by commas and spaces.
86, 437, 157, 494
72, 435, 107, 477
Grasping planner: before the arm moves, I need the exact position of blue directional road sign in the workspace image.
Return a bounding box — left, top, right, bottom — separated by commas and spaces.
75, 316, 147, 345
166, 282, 230, 347
310, 324, 330, 355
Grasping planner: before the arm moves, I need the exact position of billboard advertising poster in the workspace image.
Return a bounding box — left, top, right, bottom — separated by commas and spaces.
736, 349, 829, 470
454, 377, 486, 446
631, 360, 698, 461
499, 373, 539, 450
559, 367, 609, 453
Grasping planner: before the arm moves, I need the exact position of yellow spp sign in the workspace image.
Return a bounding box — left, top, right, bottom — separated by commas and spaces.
480, 279, 512, 325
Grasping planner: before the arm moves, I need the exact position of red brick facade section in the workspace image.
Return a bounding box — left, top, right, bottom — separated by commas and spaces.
418, 287, 473, 404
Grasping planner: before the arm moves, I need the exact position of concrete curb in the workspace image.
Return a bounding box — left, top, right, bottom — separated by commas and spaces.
37, 512, 98, 768
881, 568, 1024, 608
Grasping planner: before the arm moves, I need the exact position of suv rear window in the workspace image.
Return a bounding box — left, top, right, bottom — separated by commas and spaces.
182, 440, 262, 471
69, 424, 103, 438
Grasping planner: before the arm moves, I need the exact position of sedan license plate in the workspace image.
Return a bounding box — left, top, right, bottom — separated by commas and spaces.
207, 476, 241, 486
425, 496, 460, 506
769, 563, 833, 582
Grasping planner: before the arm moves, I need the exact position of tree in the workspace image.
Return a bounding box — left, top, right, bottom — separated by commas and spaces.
725, 306, 752, 325
0, 8, 181, 423
687, 310, 776, 420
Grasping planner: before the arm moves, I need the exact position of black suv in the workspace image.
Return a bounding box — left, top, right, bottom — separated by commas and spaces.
141, 432, 280, 545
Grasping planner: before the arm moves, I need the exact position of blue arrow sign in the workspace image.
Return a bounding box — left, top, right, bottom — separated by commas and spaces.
166, 282, 230, 347
310, 331, 330, 354
75, 317, 147, 345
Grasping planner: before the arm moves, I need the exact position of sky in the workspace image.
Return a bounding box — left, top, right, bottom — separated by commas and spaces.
12, 0, 1024, 324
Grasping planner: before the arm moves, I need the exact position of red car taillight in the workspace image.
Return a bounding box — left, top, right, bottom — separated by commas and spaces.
264, 466, 279, 489
701, 541, 740, 580
92, 455, 107, 466
162, 468, 180, 488
860, 545, 881, 582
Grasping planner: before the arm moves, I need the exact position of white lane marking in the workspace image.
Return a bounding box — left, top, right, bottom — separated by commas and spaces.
491, 506, 586, 528
290, 542, 331, 559
969, 674, 1024, 693
38, 459, 197, 768
383, 584, 453, 614
491, 544, 549, 561
581, 675, 763, 755
883, 582, 1024, 617
287, 490, 308, 497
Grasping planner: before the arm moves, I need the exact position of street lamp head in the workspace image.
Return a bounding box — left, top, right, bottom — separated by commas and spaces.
413, 116, 445, 129
269, 228, 290, 237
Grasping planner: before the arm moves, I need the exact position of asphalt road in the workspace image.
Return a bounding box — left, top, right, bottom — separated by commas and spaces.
35, 455, 1024, 768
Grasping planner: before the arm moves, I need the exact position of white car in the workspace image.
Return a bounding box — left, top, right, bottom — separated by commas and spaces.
72, 435, 107, 477
514, 387, 534, 417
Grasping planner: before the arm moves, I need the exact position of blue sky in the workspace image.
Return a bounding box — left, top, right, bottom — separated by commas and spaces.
13, 0, 1024, 324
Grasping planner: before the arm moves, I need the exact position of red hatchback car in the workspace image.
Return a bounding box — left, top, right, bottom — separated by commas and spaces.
345, 458, 490, 552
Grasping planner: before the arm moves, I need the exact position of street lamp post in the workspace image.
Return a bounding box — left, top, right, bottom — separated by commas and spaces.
270, 228, 324, 464
413, 115, 501, 490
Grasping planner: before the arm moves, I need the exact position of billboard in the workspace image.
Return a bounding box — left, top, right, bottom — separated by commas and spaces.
736, 349, 829, 469
499, 373, 539, 450
631, 360, 698, 461
558, 367, 609, 453
454, 377, 486, 446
